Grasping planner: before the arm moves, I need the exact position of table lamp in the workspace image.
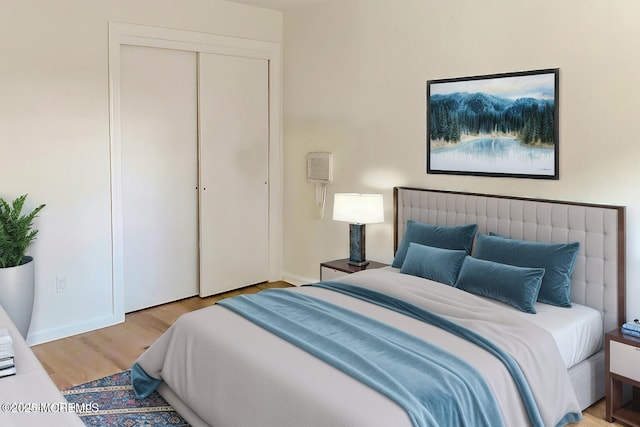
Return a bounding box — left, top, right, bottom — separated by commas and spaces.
332, 193, 384, 266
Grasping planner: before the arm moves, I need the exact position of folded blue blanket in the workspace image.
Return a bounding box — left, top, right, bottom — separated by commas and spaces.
622, 325, 640, 338
219, 288, 504, 427
622, 322, 640, 333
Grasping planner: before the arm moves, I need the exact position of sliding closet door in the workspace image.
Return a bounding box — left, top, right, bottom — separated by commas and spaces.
120, 45, 199, 312
198, 53, 269, 297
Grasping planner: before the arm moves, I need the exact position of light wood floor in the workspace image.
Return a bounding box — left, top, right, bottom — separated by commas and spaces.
33, 281, 620, 426
32, 281, 291, 389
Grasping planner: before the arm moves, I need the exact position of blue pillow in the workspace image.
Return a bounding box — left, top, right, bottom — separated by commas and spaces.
399, 243, 467, 286
455, 256, 544, 314
392, 221, 477, 268
474, 233, 580, 307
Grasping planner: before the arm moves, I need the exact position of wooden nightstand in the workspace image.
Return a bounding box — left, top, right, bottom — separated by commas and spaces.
606, 328, 640, 425
320, 258, 389, 281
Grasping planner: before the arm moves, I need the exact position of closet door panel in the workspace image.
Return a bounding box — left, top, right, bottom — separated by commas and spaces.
120, 45, 199, 312
199, 53, 269, 297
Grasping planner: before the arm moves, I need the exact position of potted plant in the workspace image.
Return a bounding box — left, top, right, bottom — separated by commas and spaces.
0, 195, 45, 338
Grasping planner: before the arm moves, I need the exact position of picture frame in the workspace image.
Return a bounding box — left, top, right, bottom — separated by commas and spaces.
427, 68, 559, 179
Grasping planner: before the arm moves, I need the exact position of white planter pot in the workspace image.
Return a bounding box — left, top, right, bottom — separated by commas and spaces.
0, 256, 35, 339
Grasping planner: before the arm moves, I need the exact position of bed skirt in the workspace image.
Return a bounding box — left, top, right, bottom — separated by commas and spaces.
568, 349, 604, 410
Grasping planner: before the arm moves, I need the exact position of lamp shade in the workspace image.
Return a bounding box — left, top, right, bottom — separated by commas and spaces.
332, 193, 384, 224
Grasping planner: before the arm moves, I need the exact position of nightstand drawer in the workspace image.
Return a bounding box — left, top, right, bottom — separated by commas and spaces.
610, 340, 640, 382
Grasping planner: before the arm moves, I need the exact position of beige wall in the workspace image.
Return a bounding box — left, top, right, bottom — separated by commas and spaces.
3, 0, 639, 344
282, 0, 640, 320
0, 0, 282, 344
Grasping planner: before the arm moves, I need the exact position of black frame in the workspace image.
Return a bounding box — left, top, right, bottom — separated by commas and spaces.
427, 68, 559, 179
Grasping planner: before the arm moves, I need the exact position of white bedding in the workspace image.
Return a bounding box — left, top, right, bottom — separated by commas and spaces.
385, 266, 603, 370
135, 268, 582, 427
516, 300, 603, 369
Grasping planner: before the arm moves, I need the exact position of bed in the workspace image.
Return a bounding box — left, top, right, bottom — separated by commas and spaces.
132, 187, 626, 427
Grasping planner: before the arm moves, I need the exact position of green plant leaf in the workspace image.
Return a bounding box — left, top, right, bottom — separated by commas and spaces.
0, 194, 46, 268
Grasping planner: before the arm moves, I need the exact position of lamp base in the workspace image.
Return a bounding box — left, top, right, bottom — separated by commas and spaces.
348, 223, 368, 266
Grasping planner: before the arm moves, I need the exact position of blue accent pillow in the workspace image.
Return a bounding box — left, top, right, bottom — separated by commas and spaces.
455, 256, 544, 314
399, 243, 467, 286
392, 221, 478, 268
474, 233, 580, 307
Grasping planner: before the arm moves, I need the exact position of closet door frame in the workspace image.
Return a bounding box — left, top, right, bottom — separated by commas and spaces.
108, 22, 282, 322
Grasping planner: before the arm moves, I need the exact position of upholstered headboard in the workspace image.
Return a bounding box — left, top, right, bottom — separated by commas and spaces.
394, 187, 626, 334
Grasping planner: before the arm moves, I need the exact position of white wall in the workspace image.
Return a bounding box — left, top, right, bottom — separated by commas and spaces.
4, 0, 639, 344
0, 0, 282, 344
281, 0, 640, 321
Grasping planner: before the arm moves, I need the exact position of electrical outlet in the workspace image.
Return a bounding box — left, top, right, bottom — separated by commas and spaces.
56, 276, 68, 293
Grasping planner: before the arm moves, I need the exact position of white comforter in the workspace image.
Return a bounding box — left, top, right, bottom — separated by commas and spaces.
135, 269, 581, 426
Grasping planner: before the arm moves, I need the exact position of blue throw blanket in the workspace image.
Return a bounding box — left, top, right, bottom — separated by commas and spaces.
217, 286, 507, 427
310, 281, 546, 426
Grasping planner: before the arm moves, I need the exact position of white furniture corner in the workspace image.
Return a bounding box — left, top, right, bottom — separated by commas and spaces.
0, 304, 84, 426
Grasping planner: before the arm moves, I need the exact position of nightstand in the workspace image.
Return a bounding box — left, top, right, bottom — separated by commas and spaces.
320, 258, 389, 281
606, 328, 640, 425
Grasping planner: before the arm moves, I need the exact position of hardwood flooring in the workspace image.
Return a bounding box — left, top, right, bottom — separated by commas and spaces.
33, 281, 621, 426
32, 281, 291, 389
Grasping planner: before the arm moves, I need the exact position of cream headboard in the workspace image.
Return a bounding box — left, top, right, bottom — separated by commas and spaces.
393, 187, 626, 333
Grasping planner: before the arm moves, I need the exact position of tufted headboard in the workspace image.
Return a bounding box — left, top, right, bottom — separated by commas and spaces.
394, 187, 626, 334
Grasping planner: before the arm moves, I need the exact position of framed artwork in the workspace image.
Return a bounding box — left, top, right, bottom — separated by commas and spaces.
427, 68, 559, 179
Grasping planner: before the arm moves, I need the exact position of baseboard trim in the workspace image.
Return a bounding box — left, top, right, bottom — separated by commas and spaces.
27, 313, 122, 346
27, 275, 315, 345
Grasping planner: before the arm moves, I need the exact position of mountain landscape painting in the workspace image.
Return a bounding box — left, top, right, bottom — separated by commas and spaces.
427, 69, 559, 179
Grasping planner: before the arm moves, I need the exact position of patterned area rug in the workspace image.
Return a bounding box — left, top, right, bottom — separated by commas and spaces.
62, 369, 190, 426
